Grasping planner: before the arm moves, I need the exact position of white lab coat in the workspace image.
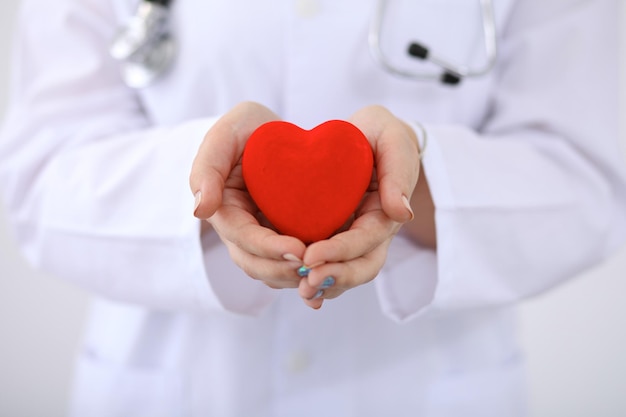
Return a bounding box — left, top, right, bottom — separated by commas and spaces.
1, 0, 625, 416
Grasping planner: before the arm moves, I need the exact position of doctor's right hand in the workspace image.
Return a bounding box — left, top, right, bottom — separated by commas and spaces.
190, 102, 307, 289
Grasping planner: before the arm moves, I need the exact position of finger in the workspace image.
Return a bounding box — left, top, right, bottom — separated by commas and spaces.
211, 192, 306, 261
190, 102, 280, 219
225, 240, 303, 288
374, 121, 421, 222
298, 272, 342, 300
301, 297, 324, 310
301, 237, 392, 295
350, 106, 421, 223
302, 197, 400, 268
298, 278, 327, 310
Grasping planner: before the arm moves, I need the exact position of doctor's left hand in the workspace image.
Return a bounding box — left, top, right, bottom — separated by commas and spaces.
297, 105, 423, 309
190, 102, 307, 289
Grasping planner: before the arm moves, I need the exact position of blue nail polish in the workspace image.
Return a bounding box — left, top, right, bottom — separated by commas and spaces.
297, 266, 311, 278
319, 276, 335, 289
309, 289, 324, 300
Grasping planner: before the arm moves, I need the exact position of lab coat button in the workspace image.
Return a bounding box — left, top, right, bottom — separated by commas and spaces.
286, 351, 311, 373
294, 0, 320, 18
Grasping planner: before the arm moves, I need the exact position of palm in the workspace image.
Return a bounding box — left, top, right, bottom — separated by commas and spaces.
219, 162, 274, 230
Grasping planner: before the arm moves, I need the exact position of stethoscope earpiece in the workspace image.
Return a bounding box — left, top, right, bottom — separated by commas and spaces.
407, 42, 429, 60
407, 42, 462, 86
370, 0, 497, 85
441, 72, 462, 86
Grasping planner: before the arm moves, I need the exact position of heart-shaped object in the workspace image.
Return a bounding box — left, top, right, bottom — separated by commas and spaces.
242, 120, 374, 243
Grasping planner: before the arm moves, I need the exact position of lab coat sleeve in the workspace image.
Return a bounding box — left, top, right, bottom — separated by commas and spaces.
375, 0, 626, 322
0, 0, 276, 314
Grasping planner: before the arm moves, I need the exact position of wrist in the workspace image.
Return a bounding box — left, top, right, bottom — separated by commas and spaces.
406, 120, 428, 160
404, 164, 437, 249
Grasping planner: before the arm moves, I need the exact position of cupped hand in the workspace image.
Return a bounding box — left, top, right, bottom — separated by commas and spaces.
190, 102, 307, 289
298, 105, 422, 308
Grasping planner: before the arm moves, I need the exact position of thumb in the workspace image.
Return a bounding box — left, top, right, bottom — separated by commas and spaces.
374, 120, 421, 223
350, 106, 421, 223
189, 101, 280, 219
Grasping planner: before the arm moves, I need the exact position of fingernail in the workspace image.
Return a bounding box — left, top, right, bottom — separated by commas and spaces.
319, 276, 335, 289
307, 289, 324, 300
297, 261, 325, 277
308, 261, 325, 269
297, 266, 311, 278
401, 195, 414, 221
283, 253, 302, 263
193, 191, 202, 215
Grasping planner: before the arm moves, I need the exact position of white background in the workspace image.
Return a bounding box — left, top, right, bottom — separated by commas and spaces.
0, 1, 625, 416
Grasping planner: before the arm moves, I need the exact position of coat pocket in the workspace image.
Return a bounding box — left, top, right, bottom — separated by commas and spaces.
67, 351, 187, 417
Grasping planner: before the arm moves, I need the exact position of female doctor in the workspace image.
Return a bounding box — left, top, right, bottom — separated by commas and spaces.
1, 0, 625, 416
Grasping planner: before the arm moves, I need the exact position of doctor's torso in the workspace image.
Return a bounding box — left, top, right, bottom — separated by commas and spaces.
64, 1, 528, 416
109, 0, 515, 129
4, 0, 621, 415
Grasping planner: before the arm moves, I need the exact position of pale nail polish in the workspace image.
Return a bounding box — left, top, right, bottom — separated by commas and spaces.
283, 253, 302, 263
193, 191, 202, 215
308, 261, 326, 269
401, 195, 414, 221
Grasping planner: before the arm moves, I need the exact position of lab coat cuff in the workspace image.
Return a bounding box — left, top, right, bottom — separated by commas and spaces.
184, 119, 277, 316
374, 125, 455, 322
199, 227, 278, 316
375, 233, 439, 323
159, 116, 236, 313
413, 123, 456, 209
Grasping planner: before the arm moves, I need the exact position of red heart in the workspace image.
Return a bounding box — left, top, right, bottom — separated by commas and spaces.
242, 120, 374, 243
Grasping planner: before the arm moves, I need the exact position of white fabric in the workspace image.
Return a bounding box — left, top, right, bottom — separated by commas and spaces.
0, 0, 624, 416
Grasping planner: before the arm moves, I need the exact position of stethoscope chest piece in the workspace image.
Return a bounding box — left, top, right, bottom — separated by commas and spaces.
118, 35, 175, 88
110, 0, 175, 88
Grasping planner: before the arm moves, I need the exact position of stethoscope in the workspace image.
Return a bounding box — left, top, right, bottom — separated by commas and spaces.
109, 0, 175, 88
110, 0, 497, 88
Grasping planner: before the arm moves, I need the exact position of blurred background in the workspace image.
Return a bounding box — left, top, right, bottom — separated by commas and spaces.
1, 1, 625, 416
